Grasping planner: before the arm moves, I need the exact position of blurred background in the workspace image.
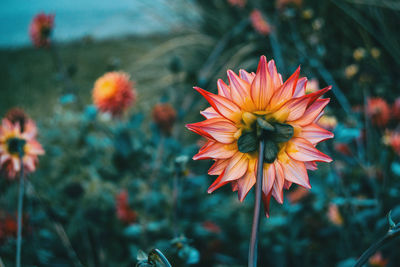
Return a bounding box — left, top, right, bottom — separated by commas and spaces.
1, 0, 400, 266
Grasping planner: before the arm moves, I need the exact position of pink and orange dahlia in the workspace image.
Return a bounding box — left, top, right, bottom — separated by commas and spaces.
187, 56, 333, 215
29, 13, 54, 48
0, 119, 44, 179
92, 71, 136, 116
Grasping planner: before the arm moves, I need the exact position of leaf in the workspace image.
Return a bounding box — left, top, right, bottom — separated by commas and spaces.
238, 131, 258, 153
273, 123, 294, 143
264, 140, 278, 163
257, 117, 274, 131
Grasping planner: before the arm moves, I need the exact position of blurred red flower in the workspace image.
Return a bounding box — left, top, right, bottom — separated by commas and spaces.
29, 13, 54, 48
366, 98, 390, 127
152, 103, 177, 135
383, 131, 400, 155
93, 71, 136, 116
227, 0, 246, 8
369, 252, 388, 267
334, 143, 352, 156
202, 221, 222, 234
115, 190, 137, 224
276, 0, 302, 9
392, 97, 400, 121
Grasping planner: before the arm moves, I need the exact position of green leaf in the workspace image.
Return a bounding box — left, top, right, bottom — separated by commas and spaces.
238, 131, 258, 153
273, 123, 294, 143
264, 140, 278, 163
257, 118, 275, 131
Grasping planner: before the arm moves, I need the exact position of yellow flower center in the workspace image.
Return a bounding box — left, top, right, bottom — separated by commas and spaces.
96, 80, 117, 100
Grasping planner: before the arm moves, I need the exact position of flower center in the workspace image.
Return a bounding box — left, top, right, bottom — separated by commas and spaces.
6, 137, 26, 156
98, 80, 117, 99
236, 112, 293, 163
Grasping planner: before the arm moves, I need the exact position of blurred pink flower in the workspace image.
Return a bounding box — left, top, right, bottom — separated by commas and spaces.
29, 13, 54, 48
250, 10, 271, 36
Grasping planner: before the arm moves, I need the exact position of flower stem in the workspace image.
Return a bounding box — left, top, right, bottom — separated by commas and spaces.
354, 224, 400, 267
150, 248, 172, 267
16, 151, 25, 267
248, 139, 265, 267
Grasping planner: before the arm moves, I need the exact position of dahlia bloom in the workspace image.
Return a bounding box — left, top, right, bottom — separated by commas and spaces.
187, 56, 333, 215
250, 10, 271, 36
152, 103, 177, 135
366, 97, 390, 127
0, 119, 44, 179
29, 13, 54, 48
92, 71, 136, 116
115, 190, 137, 224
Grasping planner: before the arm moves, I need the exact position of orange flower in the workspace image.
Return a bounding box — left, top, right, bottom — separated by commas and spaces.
392, 97, 400, 120
276, 0, 302, 9
92, 71, 136, 116
327, 203, 343, 226
366, 98, 390, 127
115, 190, 137, 224
0, 119, 44, 179
369, 252, 388, 267
383, 131, 400, 155
250, 10, 271, 36
227, 0, 246, 8
187, 56, 333, 215
152, 103, 177, 135
29, 13, 54, 48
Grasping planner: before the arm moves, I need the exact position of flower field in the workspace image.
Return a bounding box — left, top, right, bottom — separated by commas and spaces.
1, 1, 400, 266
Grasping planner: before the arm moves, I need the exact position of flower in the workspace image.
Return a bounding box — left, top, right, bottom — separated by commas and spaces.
370, 48, 381, 59
305, 79, 319, 94
276, 0, 302, 9
250, 10, 271, 36
392, 97, 400, 120
366, 98, 390, 127
334, 143, 352, 156
369, 252, 388, 267
29, 13, 55, 48
227, 0, 246, 8
345, 64, 359, 79
327, 203, 343, 226
202, 221, 222, 234
383, 131, 400, 155
317, 115, 337, 130
0, 119, 44, 179
152, 103, 177, 135
115, 190, 137, 224
187, 56, 333, 215
353, 47, 366, 61
92, 71, 136, 116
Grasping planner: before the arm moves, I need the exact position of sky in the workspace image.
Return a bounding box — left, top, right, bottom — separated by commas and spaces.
0, 0, 186, 47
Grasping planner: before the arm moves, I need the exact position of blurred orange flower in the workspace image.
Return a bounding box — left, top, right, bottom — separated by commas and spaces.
250, 10, 271, 36
366, 98, 390, 127
152, 103, 177, 135
0, 119, 44, 179
327, 203, 343, 226
29, 13, 54, 48
115, 190, 137, 224
187, 56, 333, 215
383, 130, 400, 155
92, 71, 136, 116
369, 252, 388, 267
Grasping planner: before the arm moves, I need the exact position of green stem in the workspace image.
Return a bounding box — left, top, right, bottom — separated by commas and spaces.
150, 249, 172, 267
248, 139, 265, 267
16, 151, 25, 267
354, 224, 400, 267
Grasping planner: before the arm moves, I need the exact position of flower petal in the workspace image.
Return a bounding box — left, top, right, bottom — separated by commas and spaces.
293, 77, 307, 97
239, 69, 256, 84
269, 66, 300, 110
305, 161, 318, 170
237, 171, 256, 202
279, 154, 311, 189
208, 159, 229, 175
287, 137, 332, 162
298, 123, 334, 145
193, 141, 236, 160
292, 98, 330, 126
220, 152, 249, 182
217, 79, 231, 99
272, 161, 284, 204
194, 87, 242, 123
186, 118, 237, 144
262, 163, 275, 196
251, 55, 274, 110
200, 107, 220, 119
